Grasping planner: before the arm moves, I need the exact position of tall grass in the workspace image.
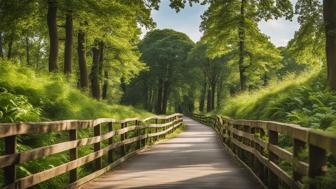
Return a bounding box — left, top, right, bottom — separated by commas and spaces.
0, 60, 152, 121
216, 68, 336, 133
0, 60, 152, 188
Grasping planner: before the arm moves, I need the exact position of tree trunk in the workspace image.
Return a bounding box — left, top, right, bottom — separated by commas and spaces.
323, 0, 336, 90
216, 79, 223, 110
211, 82, 216, 111
91, 46, 101, 99
25, 34, 30, 65
47, 0, 58, 72
0, 32, 3, 58
199, 81, 207, 112
77, 31, 88, 89
7, 36, 13, 59
238, 0, 247, 90
162, 81, 170, 114
206, 88, 211, 112
99, 41, 104, 97
144, 79, 150, 110
156, 78, 163, 114
98, 42, 104, 77
64, 12, 73, 75
102, 71, 108, 99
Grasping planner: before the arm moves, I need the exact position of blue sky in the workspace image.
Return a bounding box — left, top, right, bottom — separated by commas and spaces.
147, 0, 300, 47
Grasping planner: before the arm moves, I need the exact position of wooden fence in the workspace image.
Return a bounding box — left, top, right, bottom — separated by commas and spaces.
0, 113, 183, 189
192, 114, 336, 189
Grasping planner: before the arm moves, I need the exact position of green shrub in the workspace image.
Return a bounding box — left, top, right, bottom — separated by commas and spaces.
217, 69, 336, 131
0, 88, 41, 122
0, 60, 151, 121
0, 60, 152, 188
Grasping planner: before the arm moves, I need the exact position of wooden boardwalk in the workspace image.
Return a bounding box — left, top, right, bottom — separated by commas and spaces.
80, 117, 262, 189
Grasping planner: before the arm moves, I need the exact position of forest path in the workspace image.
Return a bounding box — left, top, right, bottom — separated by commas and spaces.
80, 117, 262, 189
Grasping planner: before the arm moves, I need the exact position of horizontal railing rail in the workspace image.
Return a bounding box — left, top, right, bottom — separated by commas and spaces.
192, 114, 336, 189
0, 113, 183, 189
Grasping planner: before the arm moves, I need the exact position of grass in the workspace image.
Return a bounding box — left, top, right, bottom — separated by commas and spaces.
0, 60, 153, 188
210, 68, 336, 188
0, 60, 152, 122
214, 68, 336, 133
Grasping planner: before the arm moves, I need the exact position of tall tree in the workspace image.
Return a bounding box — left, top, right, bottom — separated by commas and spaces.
77, 30, 88, 89
201, 0, 293, 91
91, 44, 101, 99
289, 0, 336, 89
47, 0, 58, 72
323, 0, 336, 89
124, 29, 194, 114
64, 11, 73, 75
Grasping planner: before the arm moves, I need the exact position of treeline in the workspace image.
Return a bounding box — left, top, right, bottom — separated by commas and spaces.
123, 0, 336, 115
1, 0, 335, 116
0, 0, 193, 103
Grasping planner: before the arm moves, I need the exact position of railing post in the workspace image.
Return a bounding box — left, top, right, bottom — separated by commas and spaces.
268, 130, 279, 189
155, 118, 159, 142
4, 135, 16, 186
136, 120, 141, 150
121, 122, 126, 156
308, 144, 327, 189
94, 124, 102, 170
259, 128, 267, 183
69, 129, 78, 183
293, 139, 305, 183
108, 122, 113, 162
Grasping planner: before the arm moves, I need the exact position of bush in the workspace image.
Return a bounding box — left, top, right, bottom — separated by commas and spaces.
0, 88, 41, 122
217, 69, 336, 132
0, 60, 151, 121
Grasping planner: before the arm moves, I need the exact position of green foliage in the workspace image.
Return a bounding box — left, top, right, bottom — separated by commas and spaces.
0, 88, 41, 122
124, 29, 195, 113
0, 60, 151, 120
287, 0, 324, 66
200, 0, 288, 90
216, 69, 336, 131
303, 166, 336, 189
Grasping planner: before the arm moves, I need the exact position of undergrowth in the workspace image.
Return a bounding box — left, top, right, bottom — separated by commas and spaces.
217, 69, 336, 134
212, 69, 336, 188
0, 60, 153, 188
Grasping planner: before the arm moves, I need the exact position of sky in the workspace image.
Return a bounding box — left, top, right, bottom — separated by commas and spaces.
147, 0, 300, 47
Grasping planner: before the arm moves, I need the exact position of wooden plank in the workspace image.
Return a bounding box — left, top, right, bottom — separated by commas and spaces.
268, 130, 279, 189
230, 127, 254, 140
0, 125, 143, 168
267, 160, 294, 187
3, 134, 147, 189
0, 118, 117, 138
108, 122, 113, 163
94, 124, 102, 170
69, 129, 78, 183
308, 144, 327, 189
3, 135, 16, 186
309, 130, 336, 154
121, 122, 126, 156
253, 136, 266, 149
231, 137, 254, 153
0, 114, 183, 138
268, 144, 292, 163
293, 139, 306, 182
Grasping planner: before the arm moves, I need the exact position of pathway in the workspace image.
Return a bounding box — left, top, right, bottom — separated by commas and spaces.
80, 117, 262, 189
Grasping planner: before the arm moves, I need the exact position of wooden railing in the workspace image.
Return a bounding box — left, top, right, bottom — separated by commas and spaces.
192, 114, 336, 189
0, 113, 183, 189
